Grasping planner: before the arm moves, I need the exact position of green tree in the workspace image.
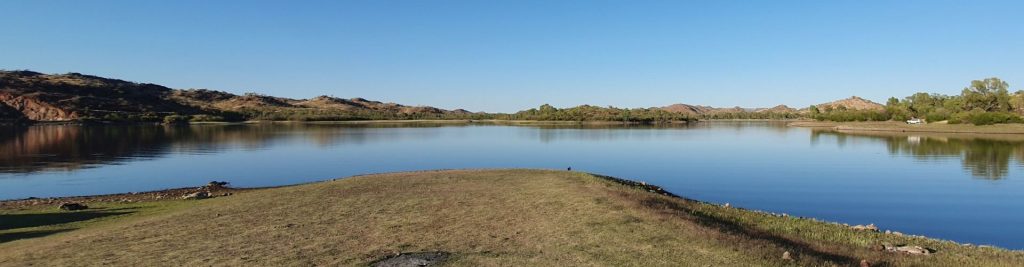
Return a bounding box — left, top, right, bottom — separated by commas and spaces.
961, 78, 1011, 112
885, 97, 910, 121
1010, 90, 1024, 114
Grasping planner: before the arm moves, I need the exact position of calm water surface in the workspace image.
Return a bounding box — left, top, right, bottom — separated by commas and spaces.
2, 122, 1023, 249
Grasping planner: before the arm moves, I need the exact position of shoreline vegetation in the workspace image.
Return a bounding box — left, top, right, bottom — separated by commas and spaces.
808, 78, 1024, 125
2, 170, 1021, 266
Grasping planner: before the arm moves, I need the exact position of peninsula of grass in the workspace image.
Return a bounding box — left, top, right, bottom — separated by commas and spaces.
1, 170, 1021, 266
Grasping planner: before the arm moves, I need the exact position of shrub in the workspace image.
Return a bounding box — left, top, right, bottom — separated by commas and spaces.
188, 114, 225, 122
813, 110, 890, 122
949, 111, 1023, 125
162, 115, 190, 124
925, 111, 950, 122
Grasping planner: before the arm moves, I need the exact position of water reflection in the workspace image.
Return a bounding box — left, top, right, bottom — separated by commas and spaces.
0, 123, 458, 174
2, 123, 1021, 181
811, 129, 1024, 180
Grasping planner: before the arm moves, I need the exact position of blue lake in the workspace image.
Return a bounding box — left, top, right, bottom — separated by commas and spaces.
1, 122, 1022, 249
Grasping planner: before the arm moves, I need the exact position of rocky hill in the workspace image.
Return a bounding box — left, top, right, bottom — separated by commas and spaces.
0, 71, 474, 122
0, 71, 202, 121
755, 105, 797, 113
811, 96, 884, 111
659, 103, 793, 116
659, 103, 715, 116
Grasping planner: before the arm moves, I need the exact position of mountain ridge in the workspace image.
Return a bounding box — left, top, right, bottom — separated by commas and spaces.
2, 70, 880, 123
0, 70, 475, 122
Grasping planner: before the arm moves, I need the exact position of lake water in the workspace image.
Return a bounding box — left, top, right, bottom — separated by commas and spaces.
2, 122, 1023, 249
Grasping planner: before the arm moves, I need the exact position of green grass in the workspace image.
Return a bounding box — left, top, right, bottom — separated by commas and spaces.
0, 170, 1021, 266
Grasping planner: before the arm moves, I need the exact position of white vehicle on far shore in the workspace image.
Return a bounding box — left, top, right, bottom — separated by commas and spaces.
906, 118, 924, 124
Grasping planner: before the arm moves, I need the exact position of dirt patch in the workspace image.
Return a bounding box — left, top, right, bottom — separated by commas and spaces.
371, 251, 450, 267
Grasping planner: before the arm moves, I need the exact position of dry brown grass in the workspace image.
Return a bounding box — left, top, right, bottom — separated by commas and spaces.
1, 170, 1021, 266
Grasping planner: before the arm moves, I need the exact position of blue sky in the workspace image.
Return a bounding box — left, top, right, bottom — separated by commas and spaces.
1, 1, 1022, 112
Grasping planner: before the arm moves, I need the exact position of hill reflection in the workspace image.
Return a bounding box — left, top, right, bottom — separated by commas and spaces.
0, 123, 453, 174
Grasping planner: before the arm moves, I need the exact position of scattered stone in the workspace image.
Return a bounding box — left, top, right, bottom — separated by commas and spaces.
781, 251, 793, 261
372, 251, 450, 267
723, 203, 731, 208
58, 202, 88, 211
851, 224, 879, 232
182, 191, 211, 200
883, 244, 932, 255
860, 259, 871, 267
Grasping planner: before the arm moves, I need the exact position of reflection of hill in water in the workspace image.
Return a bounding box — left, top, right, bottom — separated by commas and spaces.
529, 121, 791, 143
811, 129, 1024, 180
0, 123, 451, 174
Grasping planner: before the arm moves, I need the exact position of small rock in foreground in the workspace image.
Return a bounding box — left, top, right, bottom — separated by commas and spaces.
884, 244, 933, 255
182, 191, 211, 200
851, 224, 879, 232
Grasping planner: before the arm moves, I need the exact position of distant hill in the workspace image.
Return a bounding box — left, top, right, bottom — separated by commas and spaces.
658, 103, 796, 117
659, 103, 715, 116
0, 70, 476, 122
755, 105, 797, 113
809, 96, 884, 111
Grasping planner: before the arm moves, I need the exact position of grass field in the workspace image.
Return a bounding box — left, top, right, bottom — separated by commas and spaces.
1, 170, 1021, 266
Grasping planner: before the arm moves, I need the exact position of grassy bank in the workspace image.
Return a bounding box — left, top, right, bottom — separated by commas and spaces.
1, 170, 1021, 266
789, 121, 1024, 134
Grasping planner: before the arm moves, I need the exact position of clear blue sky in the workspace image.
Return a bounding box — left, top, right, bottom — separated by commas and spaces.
1, 1, 1022, 112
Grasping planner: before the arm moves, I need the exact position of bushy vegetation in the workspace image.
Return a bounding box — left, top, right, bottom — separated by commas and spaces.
810, 105, 890, 122
162, 115, 190, 124
949, 111, 1024, 125
508, 104, 695, 123
812, 77, 1024, 125
701, 111, 801, 120
187, 114, 228, 122
884, 78, 1024, 125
